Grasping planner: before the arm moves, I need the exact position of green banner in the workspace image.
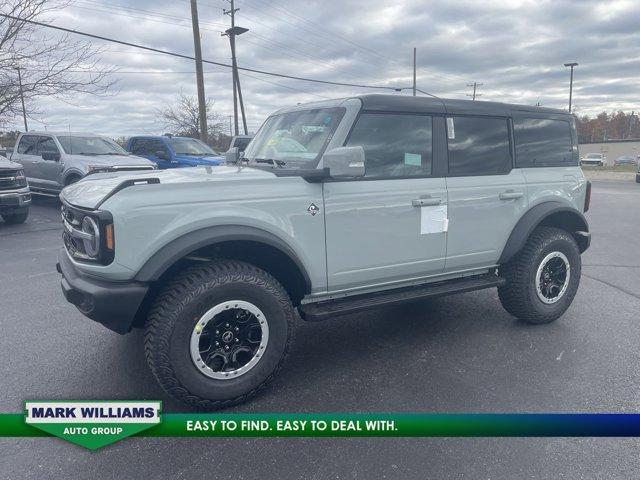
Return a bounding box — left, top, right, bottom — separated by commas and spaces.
2, 410, 640, 450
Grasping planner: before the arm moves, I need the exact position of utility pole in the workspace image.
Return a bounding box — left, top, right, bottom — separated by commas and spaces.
228, 115, 233, 137
223, 0, 248, 136
15, 67, 28, 131
564, 62, 578, 113
628, 111, 634, 139
189, 0, 208, 142
466, 82, 483, 101
412, 47, 416, 96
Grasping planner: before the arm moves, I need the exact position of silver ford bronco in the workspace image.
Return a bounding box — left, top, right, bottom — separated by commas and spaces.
57, 95, 591, 409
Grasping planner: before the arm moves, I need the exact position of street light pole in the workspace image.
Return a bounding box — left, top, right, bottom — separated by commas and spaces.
16, 66, 28, 131
223, 0, 248, 136
564, 62, 578, 113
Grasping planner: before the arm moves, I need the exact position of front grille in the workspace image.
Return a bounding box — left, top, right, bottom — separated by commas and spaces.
0, 169, 20, 191
61, 200, 114, 265
61, 202, 90, 259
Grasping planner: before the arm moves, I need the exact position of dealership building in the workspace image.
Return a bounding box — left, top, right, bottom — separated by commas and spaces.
579, 139, 640, 165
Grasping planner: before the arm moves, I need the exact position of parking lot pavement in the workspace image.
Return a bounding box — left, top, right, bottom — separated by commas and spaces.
1, 181, 639, 479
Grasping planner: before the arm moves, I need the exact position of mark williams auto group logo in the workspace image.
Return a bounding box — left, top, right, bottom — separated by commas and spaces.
25, 401, 161, 450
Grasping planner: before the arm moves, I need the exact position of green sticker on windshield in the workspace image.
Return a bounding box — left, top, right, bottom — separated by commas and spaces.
404, 153, 422, 166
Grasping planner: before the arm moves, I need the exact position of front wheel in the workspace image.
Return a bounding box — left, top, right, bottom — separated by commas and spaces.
144, 260, 295, 409
498, 226, 581, 324
2, 210, 29, 224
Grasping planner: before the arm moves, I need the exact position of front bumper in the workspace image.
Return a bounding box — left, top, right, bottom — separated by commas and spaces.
57, 248, 148, 334
0, 188, 31, 212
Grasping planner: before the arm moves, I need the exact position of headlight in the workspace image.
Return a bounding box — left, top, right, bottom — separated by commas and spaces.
61, 203, 115, 264
86, 164, 112, 174
81, 216, 100, 258
15, 170, 27, 187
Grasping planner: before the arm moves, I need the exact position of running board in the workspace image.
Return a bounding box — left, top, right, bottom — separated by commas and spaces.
299, 274, 506, 321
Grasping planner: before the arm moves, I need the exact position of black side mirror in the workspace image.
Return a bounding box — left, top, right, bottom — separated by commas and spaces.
42, 152, 60, 162
155, 150, 168, 160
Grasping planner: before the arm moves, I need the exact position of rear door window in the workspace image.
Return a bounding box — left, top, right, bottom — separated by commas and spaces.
446, 117, 511, 176
35, 136, 59, 155
514, 118, 574, 167
346, 113, 433, 178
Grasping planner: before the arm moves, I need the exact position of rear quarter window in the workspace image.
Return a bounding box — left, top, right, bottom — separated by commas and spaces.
514, 118, 575, 167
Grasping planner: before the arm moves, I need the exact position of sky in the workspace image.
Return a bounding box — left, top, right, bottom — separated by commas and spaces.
6, 0, 640, 136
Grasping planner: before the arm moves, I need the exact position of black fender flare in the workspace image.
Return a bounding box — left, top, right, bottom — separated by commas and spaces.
134, 225, 312, 292
499, 202, 589, 264
63, 169, 84, 185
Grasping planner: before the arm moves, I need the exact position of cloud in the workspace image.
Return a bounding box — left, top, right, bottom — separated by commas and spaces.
6, 0, 640, 136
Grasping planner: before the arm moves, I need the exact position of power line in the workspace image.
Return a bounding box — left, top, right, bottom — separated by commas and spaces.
239, 0, 396, 67
67, 1, 337, 72
70, 0, 469, 90
1, 14, 402, 92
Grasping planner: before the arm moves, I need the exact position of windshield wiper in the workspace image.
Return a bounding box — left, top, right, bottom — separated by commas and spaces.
96, 152, 128, 156
253, 158, 286, 168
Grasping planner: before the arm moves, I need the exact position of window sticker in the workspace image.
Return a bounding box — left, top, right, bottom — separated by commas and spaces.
420, 205, 449, 235
404, 152, 422, 166
447, 118, 455, 139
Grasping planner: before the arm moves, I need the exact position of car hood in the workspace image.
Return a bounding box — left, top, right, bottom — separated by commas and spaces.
0, 155, 22, 170
173, 154, 225, 165
67, 153, 155, 166
60, 165, 278, 209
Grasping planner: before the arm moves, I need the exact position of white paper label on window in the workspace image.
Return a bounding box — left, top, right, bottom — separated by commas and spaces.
447, 117, 455, 139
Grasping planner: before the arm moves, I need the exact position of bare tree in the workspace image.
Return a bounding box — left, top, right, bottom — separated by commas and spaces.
156, 92, 226, 145
0, 0, 114, 127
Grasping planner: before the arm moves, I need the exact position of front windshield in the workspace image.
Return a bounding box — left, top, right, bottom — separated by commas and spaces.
170, 138, 217, 156
586, 153, 601, 159
57, 136, 128, 155
244, 107, 345, 168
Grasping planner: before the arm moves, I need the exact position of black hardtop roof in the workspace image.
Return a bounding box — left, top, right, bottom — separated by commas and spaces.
355, 94, 569, 117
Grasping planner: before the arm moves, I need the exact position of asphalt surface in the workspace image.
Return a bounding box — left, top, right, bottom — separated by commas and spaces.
1, 180, 639, 479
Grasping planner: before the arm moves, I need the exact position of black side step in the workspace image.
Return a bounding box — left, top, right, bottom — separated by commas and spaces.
299, 274, 506, 321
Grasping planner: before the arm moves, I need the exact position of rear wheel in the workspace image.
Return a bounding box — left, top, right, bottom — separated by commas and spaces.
498, 227, 581, 324
144, 260, 295, 409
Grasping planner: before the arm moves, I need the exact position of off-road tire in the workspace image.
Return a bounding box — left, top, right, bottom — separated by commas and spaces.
144, 260, 295, 409
498, 226, 581, 324
2, 210, 29, 224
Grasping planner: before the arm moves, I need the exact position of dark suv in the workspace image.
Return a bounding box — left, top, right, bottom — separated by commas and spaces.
0, 154, 30, 224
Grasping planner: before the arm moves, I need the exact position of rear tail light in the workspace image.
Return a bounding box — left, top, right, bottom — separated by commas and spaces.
584, 181, 591, 212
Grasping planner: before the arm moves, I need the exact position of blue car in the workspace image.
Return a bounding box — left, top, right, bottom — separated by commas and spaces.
125, 135, 225, 168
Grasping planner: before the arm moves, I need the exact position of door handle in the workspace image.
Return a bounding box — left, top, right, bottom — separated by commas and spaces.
412, 197, 442, 207
499, 191, 524, 200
